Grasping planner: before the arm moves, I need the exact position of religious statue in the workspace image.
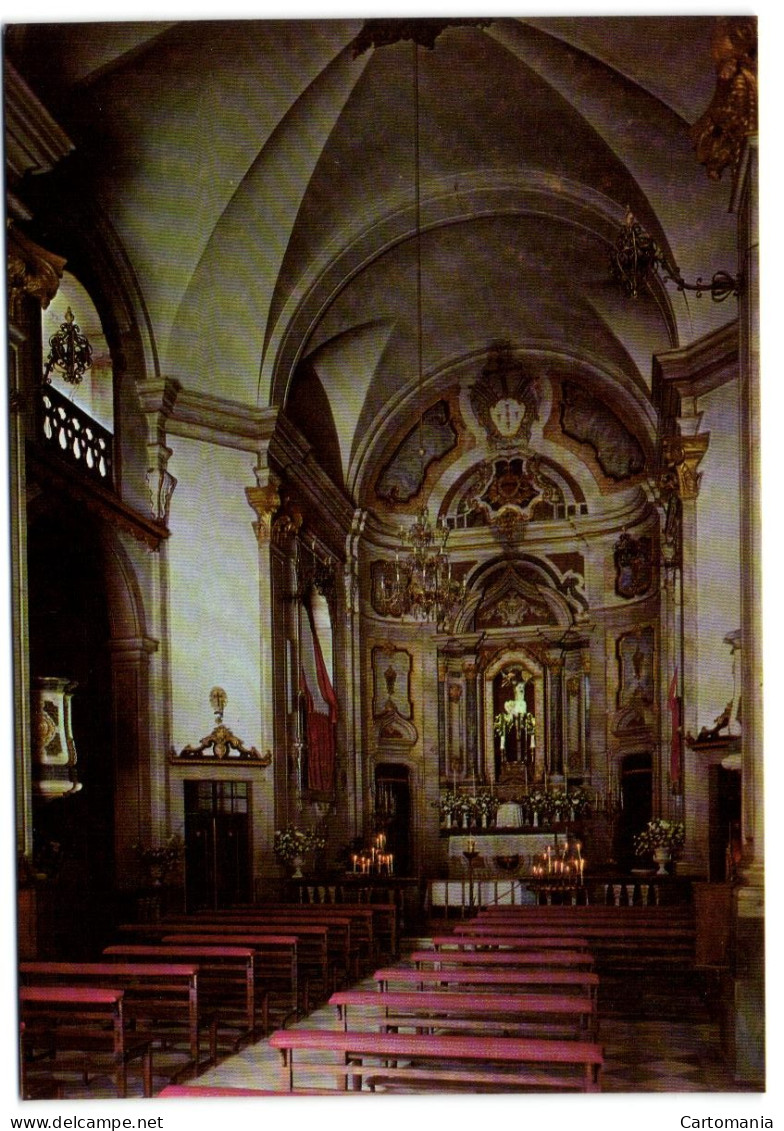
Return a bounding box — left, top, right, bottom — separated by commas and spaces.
494, 675, 536, 772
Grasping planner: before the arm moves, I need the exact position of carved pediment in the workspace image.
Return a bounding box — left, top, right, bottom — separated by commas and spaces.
374, 701, 418, 749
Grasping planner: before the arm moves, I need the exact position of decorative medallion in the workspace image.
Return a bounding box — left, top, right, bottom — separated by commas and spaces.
614, 532, 653, 599
469, 340, 539, 450
469, 455, 557, 536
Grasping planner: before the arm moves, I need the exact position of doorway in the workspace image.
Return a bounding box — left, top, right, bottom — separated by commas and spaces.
617, 752, 653, 868
184, 780, 252, 910
374, 763, 411, 877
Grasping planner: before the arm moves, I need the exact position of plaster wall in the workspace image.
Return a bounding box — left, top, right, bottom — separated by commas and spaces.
694, 379, 741, 731
165, 436, 263, 752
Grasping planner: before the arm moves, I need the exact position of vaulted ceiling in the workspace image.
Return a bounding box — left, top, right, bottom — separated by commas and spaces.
7, 17, 737, 509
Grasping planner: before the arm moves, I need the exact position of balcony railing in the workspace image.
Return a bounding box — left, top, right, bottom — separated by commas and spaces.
38, 384, 114, 489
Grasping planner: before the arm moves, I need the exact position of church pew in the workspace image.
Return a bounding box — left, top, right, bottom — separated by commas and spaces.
409, 948, 594, 970
267, 1028, 603, 1092
158, 922, 329, 1011
429, 934, 591, 951
187, 911, 358, 983
102, 945, 259, 1047
204, 904, 379, 968
158, 1084, 359, 1097
19, 961, 215, 1074
329, 989, 597, 1039
463, 918, 696, 968
373, 967, 599, 999
19, 986, 153, 1099
118, 921, 327, 1012
161, 934, 298, 1022
476, 906, 695, 920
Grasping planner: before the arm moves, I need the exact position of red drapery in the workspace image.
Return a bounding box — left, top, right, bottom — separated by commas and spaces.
301, 602, 337, 792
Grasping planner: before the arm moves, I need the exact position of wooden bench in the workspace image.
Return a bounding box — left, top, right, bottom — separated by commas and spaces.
19, 961, 214, 1075
158, 1084, 358, 1097
464, 919, 696, 968
207, 905, 377, 971
267, 1028, 603, 1092
409, 949, 594, 970
430, 934, 591, 951
262, 904, 379, 963
19, 986, 153, 1098
156, 923, 325, 1013
329, 989, 597, 1038
161, 933, 298, 1025
373, 966, 600, 999
102, 945, 259, 1048
209, 913, 355, 986
121, 920, 330, 1009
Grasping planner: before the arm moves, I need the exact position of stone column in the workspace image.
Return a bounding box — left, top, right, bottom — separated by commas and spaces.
7, 231, 68, 860
732, 136, 763, 1085
343, 509, 367, 837
661, 433, 709, 874
108, 635, 159, 883
246, 465, 285, 875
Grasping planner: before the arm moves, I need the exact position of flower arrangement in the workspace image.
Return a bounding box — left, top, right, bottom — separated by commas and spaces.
133, 834, 184, 883
634, 819, 685, 858
473, 791, 499, 819
432, 790, 459, 822
273, 825, 326, 864
568, 788, 591, 818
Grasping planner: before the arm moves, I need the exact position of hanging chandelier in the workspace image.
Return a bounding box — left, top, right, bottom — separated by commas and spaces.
610, 209, 740, 301
378, 42, 465, 628
380, 503, 465, 624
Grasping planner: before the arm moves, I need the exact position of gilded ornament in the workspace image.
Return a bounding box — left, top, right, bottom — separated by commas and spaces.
690, 17, 757, 182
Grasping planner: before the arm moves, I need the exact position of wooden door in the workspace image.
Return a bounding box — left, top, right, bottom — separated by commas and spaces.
184, 780, 251, 910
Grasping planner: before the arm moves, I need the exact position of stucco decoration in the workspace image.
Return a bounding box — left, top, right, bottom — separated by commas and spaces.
614, 532, 654, 598
468, 340, 539, 450
375, 401, 457, 502
690, 16, 757, 183
560, 381, 646, 480
617, 627, 655, 708
171, 689, 272, 765
475, 564, 559, 630
469, 455, 559, 538
372, 645, 412, 720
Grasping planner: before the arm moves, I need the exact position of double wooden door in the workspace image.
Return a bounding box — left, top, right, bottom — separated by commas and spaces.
184, 780, 251, 910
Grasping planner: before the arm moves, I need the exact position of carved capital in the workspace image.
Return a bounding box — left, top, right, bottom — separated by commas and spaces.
661, 433, 710, 500
271, 500, 304, 548
246, 482, 281, 544
6, 225, 66, 313
690, 17, 757, 183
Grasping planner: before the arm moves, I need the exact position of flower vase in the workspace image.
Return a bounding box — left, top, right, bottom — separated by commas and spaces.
480, 812, 487, 829
653, 847, 671, 876
532, 810, 539, 828
291, 855, 305, 879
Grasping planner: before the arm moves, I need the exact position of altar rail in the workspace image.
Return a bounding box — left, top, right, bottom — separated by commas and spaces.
427, 876, 692, 916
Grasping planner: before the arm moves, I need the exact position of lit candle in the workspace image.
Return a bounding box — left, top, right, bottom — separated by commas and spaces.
389, 854, 394, 875
352, 854, 358, 873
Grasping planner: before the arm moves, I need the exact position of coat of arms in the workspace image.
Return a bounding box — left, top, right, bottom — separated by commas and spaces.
614, 533, 653, 599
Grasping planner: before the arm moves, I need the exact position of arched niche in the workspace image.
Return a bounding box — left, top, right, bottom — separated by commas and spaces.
481, 648, 545, 789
